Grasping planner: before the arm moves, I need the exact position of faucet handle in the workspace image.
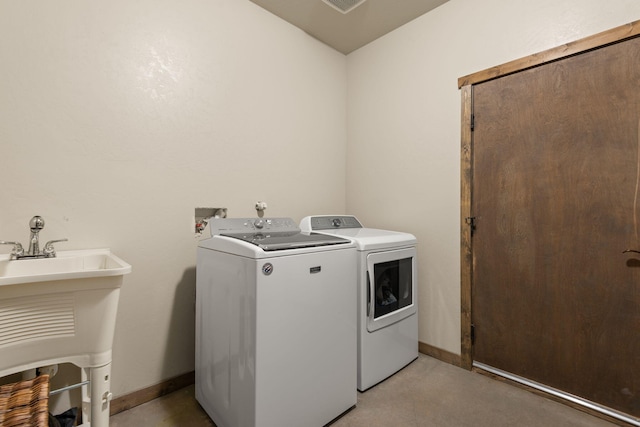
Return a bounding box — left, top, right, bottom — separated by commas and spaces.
43, 238, 68, 258
0, 241, 25, 258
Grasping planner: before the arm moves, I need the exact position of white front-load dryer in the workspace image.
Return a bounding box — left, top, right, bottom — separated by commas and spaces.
300, 215, 418, 391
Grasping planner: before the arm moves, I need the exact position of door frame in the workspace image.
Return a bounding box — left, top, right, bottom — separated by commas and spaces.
458, 19, 640, 372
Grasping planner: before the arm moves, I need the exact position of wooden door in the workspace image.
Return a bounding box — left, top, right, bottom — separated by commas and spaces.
471, 36, 640, 417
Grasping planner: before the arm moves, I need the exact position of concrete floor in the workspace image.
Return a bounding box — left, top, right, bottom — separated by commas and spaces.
109, 354, 616, 427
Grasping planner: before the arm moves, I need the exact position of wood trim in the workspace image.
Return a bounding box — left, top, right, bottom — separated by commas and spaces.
458, 19, 640, 88
459, 84, 473, 371
419, 341, 462, 367
109, 371, 195, 416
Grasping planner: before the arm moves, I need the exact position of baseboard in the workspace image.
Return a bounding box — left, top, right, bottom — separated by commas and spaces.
110, 371, 195, 416
418, 341, 462, 367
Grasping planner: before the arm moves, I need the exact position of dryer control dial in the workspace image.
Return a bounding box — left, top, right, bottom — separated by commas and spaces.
332, 218, 342, 228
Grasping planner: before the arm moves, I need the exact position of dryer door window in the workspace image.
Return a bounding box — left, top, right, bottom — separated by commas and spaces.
366, 247, 417, 332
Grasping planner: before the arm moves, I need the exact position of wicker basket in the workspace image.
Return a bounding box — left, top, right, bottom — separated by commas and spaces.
0, 374, 49, 427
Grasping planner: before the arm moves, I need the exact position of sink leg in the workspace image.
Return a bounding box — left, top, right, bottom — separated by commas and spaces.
81, 363, 112, 426
90, 363, 112, 427
81, 368, 91, 424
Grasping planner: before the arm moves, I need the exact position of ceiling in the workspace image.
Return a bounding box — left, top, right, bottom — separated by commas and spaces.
249, 0, 450, 54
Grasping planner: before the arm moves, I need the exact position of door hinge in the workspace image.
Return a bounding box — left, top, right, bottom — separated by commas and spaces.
465, 217, 476, 235
471, 323, 476, 345
470, 114, 475, 131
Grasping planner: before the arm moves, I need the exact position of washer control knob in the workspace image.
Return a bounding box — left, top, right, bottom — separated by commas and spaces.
254, 219, 264, 229
332, 218, 342, 228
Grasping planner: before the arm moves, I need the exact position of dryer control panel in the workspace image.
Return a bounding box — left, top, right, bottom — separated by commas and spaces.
301, 215, 363, 230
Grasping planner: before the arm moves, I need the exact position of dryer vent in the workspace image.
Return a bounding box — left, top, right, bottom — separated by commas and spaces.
322, 0, 367, 14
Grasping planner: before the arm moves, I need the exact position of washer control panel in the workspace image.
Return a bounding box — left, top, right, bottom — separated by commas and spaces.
209, 217, 299, 235
302, 215, 362, 230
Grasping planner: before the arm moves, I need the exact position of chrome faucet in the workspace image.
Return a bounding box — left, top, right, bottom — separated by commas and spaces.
1, 216, 68, 260
28, 215, 45, 256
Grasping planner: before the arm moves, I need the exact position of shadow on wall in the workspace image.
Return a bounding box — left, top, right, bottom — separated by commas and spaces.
162, 266, 197, 380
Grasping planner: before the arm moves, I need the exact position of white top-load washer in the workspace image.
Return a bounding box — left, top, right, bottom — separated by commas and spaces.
300, 215, 418, 391
196, 217, 357, 427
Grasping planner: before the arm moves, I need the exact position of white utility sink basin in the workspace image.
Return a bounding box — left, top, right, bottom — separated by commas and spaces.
0, 248, 131, 286
0, 248, 131, 427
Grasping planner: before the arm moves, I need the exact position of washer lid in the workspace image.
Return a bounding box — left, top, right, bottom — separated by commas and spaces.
221, 231, 351, 251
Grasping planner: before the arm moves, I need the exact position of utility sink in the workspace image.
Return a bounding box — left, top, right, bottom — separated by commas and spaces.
0, 248, 131, 427
0, 248, 131, 286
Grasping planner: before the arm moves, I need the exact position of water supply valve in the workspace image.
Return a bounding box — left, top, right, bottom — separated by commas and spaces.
255, 201, 267, 218
194, 207, 227, 236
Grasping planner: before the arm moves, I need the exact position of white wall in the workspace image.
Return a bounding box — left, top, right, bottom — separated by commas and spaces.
346, 0, 640, 355
3, 0, 640, 402
0, 0, 347, 397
